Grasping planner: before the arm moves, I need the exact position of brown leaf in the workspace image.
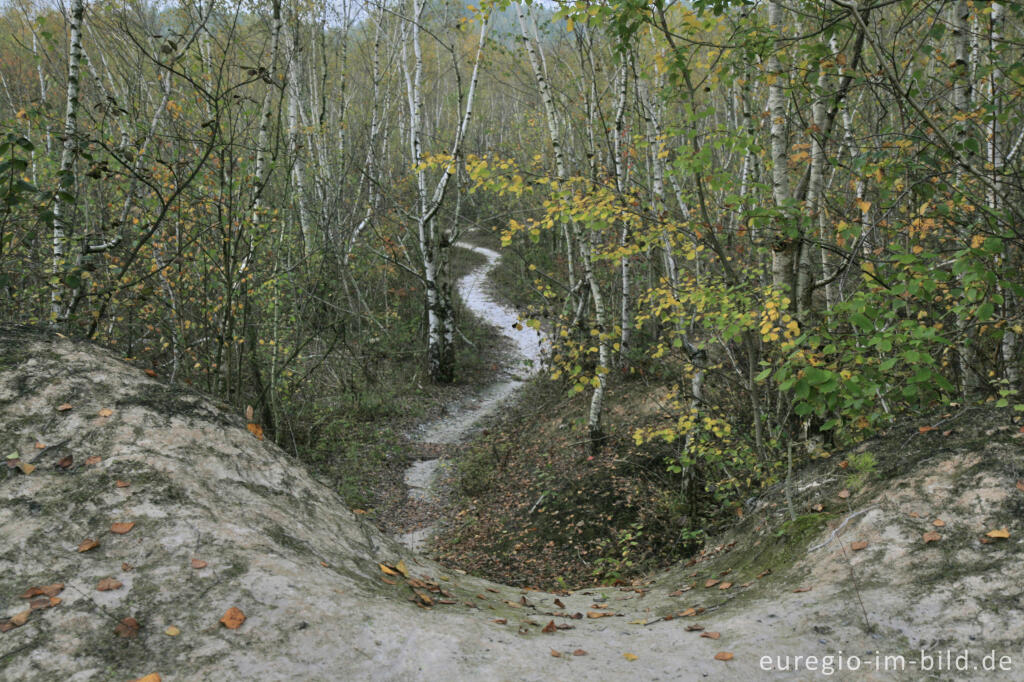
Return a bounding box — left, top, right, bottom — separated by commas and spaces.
380, 576, 396, 585
122, 562, 133, 571
572, 649, 587, 656
129, 675, 161, 682
219, 607, 246, 629
550, 649, 562, 658
553, 598, 565, 608
98, 408, 114, 418
1015, 480, 1024, 493
486, 587, 499, 593
718, 582, 732, 590
793, 586, 812, 593
20, 583, 63, 599
191, 558, 208, 569
116, 480, 130, 488
586, 611, 611, 619
700, 631, 721, 640
114, 617, 140, 638
246, 422, 264, 440
56, 403, 73, 412
714, 652, 734, 661
110, 522, 135, 535
679, 608, 697, 617
97, 578, 123, 591
16, 460, 35, 475
144, 369, 158, 377
850, 541, 868, 551
837, 460, 849, 469
756, 569, 772, 578
685, 624, 704, 631
923, 531, 942, 543
85, 455, 101, 466
918, 425, 934, 433
837, 489, 851, 499
985, 527, 1010, 539
491, 618, 507, 624
34, 442, 46, 449
10, 609, 30, 627
542, 620, 557, 633
56, 455, 73, 469
77, 538, 99, 552
704, 579, 720, 588
932, 519, 946, 527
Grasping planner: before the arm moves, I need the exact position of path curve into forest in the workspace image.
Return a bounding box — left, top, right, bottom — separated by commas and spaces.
398, 242, 548, 551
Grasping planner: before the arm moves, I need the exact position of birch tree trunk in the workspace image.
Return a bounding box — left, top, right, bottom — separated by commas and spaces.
767, 0, 795, 303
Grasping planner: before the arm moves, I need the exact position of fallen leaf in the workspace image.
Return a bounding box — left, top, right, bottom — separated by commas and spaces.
20, 583, 63, 599
909, 511, 920, 518
130, 675, 161, 682
34, 442, 45, 449
679, 608, 697, 617
56, 403, 73, 412
623, 653, 638, 661
116, 480, 130, 488
144, 369, 158, 377
98, 408, 114, 418
97, 578, 123, 591
191, 558, 208, 569
10, 609, 30, 626
352, 509, 367, 515
77, 538, 99, 552
701, 631, 721, 640
122, 562, 133, 571
115, 617, 140, 638
553, 598, 565, 608
586, 611, 611, 619
838, 460, 849, 469
550, 649, 562, 658
57, 455, 73, 469
85, 455, 101, 466
918, 425, 934, 433
245, 405, 254, 422
542, 620, 557, 633
811, 503, 824, 512
714, 652, 734, 661
850, 541, 868, 551
492, 618, 507, 624
165, 625, 180, 636
685, 624, 704, 631
718, 582, 732, 590
220, 607, 245, 629
486, 587, 499, 593
246, 422, 263, 440
110, 522, 135, 535
756, 569, 772, 578
395, 560, 409, 578
380, 576, 396, 585
16, 461, 35, 475
932, 519, 946, 527
704, 579, 720, 588
793, 587, 812, 593
838, 489, 851, 499
379, 563, 398, 576
628, 618, 647, 625
923, 531, 942, 543
573, 649, 587, 656
985, 528, 1010, 539
1016, 480, 1024, 493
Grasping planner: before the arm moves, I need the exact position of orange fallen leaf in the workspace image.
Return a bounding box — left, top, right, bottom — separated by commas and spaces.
246, 423, 264, 440
850, 541, 868, 551
16, 461, 35, 475
542, 620, 557, 633
110, 522, 135, 534
932, 519, 946, 527
700, 631, 721, 640
144, 369, 158, 377
116, 480, 130, 488
623, 653, 638, 661
550, 649, 562, 658
718, 582, 732, 590
380, 576, 396, 585
679, 608, 697, 617
219, 607, 245, 629
191, 558, 208, 569
492, 618, 507, 624
98, 408, 114, 418
985, 528, 1010, 539
20, 583, 63, 599
379, 563, 398, 576
97, 578, 123, 591
130, 674, 161, 682
56, 403, 73, 412
573, 649, 587, 656
10, 609, 30, 626
838, 489, 851, 499
1016, 480, 1024, 493
34, 442, 45, 449
793, 586, 812, 593
85, 455, 101, 466
714, 652, 734, 661
704, 579, 720, 588
838, 460, 849, 469
909, 511, 920, 518
77, 538, 99, 552
114, 617, 140, 638
352, 509, 367, 515
923, 531, 942, 543
918, 425, 934, 433
586, 611, 611, 619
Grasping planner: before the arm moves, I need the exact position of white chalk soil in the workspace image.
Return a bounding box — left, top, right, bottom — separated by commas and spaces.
1, 325, 1022, 680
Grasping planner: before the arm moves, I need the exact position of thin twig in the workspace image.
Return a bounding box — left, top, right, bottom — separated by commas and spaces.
807, 505, 879, 552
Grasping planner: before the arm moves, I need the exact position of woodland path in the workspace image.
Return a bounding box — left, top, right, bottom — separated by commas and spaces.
397, 242, 548, 552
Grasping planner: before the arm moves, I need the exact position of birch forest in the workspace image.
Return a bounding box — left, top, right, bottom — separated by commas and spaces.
1, 0, 1023, 580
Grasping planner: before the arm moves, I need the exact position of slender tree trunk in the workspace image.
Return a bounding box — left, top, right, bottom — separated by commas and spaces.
767, 0, 795, 303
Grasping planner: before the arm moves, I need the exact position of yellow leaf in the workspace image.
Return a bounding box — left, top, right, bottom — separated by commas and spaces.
623, 653, 638, 661
566, 18, 574, 32
379, 563, 399, 576
985, 527, 1010, 539
164, 626, 180, 636
628, 619, 647, 625
856, 200, 872, 213
971, 234, 985, 249
395, 560, 409, 578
